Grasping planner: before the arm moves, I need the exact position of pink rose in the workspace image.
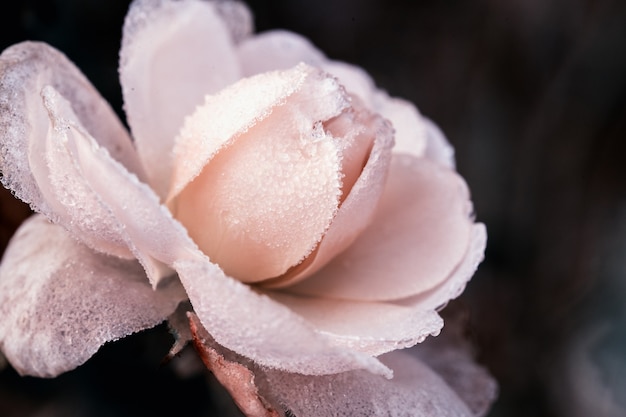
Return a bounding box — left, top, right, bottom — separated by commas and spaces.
0, 0, 494, 415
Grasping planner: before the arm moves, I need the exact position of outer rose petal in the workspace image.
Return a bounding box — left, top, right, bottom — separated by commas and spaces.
0, 42, 145, 259
269, 223, 486, 358
120, 0, 242, 197
40, 86, 198, 286
290, 155, 476, 301
238, 30, 326, 76
0, 215, 187, 377
174, 257, 392, 377
190, 311, 473, 417
264, 351, 473, 417
267, 291, 443, 356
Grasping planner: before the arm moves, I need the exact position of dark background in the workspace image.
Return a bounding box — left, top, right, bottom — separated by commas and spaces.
1, 1, 625, 416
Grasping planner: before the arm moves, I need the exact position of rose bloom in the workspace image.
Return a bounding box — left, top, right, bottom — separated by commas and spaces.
0, 0, 495, 416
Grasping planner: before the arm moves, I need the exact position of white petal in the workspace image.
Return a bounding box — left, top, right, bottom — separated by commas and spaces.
0, 215, 187, 377
212, 0, 254, 44
264, 350, 473, 417
290, 155, 476, 301
120, 0, 241, 197
41, 86, 197, 286
174, 257, 391, 377
238, 30, 327, 76
0, 42, 145, 220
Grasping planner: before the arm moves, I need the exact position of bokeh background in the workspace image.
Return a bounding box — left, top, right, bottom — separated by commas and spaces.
1, 0, 625, 416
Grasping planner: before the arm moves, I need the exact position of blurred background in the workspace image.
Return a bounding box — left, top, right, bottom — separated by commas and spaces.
1, 0, 625, 416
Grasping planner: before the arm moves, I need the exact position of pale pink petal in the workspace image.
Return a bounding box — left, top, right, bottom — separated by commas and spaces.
0, 215, 187, 377
120, 0, 241, 197
373, 92, 430, 158
267, 292, 443, 356
263, 101, 394, 288
212, 0, 254, 44
0, 42, 145, 228
289, 155, 475, 301
171, 65, 348, 282
168, 64, 329, 199
263, 350, 473, 417
320, 61, 377, 109
423, 116, 457, 169
265, 226, 486, 359
397, 223, 487, 311
173, 257, 391, 377
238, 30, 326, 76
41, 86, 198, 286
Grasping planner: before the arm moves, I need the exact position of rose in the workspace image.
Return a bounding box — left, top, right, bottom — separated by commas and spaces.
0, 0, 494, 415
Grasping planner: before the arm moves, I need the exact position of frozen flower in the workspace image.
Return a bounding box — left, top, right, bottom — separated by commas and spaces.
0, 0, 494, 415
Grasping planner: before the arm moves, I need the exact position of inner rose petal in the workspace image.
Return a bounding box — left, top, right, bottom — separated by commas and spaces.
171, 66, 354, 283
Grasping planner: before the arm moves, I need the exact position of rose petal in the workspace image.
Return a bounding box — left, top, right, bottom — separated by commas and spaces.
264, 350, 473, 417
171, 65, 348, 282
321, 61, 377, 105
168, 63, 329, 199
238, 30, 326, 77
262, 100, 394, 287
397, 223, 487, 311
41, 86, 197, 286
173, 257, 392, 377
374, 93, 431, 158
289, 155, 476, 301
212, 0, 254, 44
267, 292, 443, 356
423, 116, 456, 169
190, 316, 472, 416
120, 0, 241, 197
0, 215, 187, 377
0, 42, 145, 228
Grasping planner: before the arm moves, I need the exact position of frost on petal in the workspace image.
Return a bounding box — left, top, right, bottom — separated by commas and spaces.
174, 257, 391, 377
120, 0, 241, 197
263, 99, 394, 288
0, 41, 144, 214
290, 155, 476, 301
321, 61, 377, 111
264, 350, 473, 417
41, 86, 198, 286
189, 315, 472, 417
238, 30, 327, 77
0, 215, 187, 377
171, 65, 348, 283
268, 292, 443, 357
